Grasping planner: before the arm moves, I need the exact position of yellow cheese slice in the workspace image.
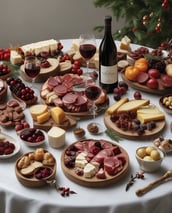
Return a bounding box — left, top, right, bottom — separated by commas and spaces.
106, 97, 129, 114
29, 104, 48, 121
37, 111, 50, 124
117, 99, 150, 113
137, 105, 161, 114
137, 112, 165, 123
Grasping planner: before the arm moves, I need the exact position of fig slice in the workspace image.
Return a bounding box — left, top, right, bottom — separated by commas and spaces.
137, 72, 149, 84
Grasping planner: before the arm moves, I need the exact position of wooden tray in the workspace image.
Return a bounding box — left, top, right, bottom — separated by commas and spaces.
15, 150, 56, 187
20, 58, 60, 83
33, 115, 77, 131
61, 139, 129, 187
121, 73, 172, 95
104, 112, 166, 140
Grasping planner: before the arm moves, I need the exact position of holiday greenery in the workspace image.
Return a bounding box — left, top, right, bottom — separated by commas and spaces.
94, 0, 172, 48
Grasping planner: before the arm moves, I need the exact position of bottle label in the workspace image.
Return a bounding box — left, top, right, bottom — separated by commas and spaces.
100, 65, 117, 84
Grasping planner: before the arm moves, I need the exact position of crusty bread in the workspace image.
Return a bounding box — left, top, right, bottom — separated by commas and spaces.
117, 99, 150, 113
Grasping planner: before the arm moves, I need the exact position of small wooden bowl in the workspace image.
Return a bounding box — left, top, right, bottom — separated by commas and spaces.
15, 150, 56, 187
159, 94, 172, 114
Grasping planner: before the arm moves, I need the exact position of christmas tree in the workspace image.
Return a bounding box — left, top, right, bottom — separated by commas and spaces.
94, 0, 172, 48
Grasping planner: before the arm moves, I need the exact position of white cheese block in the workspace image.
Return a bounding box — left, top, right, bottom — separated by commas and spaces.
84, 163, 96, 178
48, 126, 66, 148
10, 50, 23, 65
75, 152, 87, 168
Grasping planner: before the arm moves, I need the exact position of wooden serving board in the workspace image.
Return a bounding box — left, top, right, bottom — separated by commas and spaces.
61, 139, 129, 187
33, 115, 76, 131
15, 150, 56, 187
104, 112, 166, 140
121, 73, 172, 95
20, 58, 60, 83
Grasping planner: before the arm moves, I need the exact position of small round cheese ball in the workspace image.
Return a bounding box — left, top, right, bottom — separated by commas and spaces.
143, 156, 153, 161
137, 148, 147, 159
150, 150, 161, 161
145, 146, 156, 155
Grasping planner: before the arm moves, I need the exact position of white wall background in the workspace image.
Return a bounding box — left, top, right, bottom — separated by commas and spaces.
0, 0, 124, 48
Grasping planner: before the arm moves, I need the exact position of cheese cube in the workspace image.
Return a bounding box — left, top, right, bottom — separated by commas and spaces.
84, 163, 96, 178
10, 50, 23, 65
37, 111, 50, 124
50, 107, 65, 124
48, 126, 66, 148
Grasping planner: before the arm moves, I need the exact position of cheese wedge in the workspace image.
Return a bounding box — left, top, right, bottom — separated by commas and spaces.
75, 152, 88, 168
106, 97, 129, 114
120, 35, 131, 51
137, 112, 165, 123
50, 107, 65, 124
48, 126, 66, 148
137, 105, 161, 114
137, 104, 165, 123
37, 111, 50, 124
29, 104, 48, 121
117, 99, 150, 113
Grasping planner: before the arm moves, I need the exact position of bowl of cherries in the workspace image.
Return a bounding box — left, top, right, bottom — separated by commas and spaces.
19, 128, 46, 147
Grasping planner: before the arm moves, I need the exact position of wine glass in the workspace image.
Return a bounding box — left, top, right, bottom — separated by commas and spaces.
79, 33, 97, 81
24, 56, 40, 92
85, 84, 102, 134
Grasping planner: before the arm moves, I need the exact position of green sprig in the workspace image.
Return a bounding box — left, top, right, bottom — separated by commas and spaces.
105, 129, 122, 142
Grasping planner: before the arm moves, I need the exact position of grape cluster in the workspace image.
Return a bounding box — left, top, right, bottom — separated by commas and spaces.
148, 59, 166, 73
6, 77, 35, 101
110, 112, 156, 135
113, 81, 128, 101
20, 128, 45, 143
0, 64, 11, 76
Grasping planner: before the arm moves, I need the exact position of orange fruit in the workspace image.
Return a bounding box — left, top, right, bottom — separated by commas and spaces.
134, 58, 148, 72
124, 66, 139, 81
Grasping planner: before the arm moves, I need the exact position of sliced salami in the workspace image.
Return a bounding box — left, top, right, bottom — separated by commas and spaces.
54, 84, 68, 96
137, 72, 149, 84
47, 76, 59, 87
62, 92, 79, 104
74, 95, 87, 106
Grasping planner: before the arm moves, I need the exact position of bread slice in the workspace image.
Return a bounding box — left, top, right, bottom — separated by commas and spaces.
117, 99, 150, 113
106, 97, 129, 114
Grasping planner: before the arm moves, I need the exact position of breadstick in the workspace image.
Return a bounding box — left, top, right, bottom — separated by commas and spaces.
136, 170, 172, 196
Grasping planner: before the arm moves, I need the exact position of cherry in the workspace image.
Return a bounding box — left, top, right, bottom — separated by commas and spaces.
134, 91, 142, 100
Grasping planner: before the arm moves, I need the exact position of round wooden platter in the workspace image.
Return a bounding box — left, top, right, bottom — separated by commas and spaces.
121, 73, 172, 95
61, 139, 129, 187
104, 112, 166, 140
15, 150, 56, 187
20, 58, 60, 83
33, 115, 77, 132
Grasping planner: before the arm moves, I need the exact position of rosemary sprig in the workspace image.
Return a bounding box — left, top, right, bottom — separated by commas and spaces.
105, 129, 122, 142
125, 171, 145, 191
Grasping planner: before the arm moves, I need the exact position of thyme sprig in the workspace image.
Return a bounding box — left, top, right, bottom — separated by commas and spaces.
105, 129, 122, 142
125, 171, 145, 191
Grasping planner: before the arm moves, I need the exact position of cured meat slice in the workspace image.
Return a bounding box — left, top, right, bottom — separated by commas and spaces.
62, 92, 79, 104
53, 97, 64, 107
54, 76, 62, 84
47, 76, 59, 87
54, 85, 68, 96
96, 168, 106, 179
104, 156, 123, 176
74, 95, 88, 106
137, 72, 149, 84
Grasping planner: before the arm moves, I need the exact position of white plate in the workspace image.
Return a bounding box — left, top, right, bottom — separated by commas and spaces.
0, 133, 20, 159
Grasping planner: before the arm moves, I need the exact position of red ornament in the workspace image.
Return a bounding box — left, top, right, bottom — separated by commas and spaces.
162, 0, 169, 8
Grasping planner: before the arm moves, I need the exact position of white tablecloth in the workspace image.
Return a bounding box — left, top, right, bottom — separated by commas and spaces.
0, 39, 172, 213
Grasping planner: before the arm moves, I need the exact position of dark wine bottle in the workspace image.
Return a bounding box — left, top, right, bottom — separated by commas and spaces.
99, 15, 118, 93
